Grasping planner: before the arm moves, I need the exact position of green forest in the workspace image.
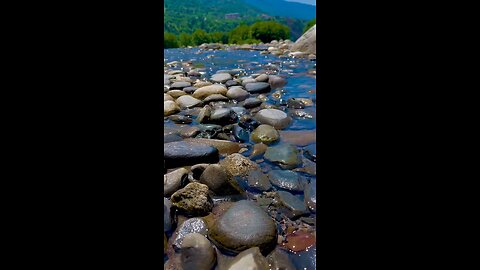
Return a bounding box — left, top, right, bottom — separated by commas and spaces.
163, 0, 315, 48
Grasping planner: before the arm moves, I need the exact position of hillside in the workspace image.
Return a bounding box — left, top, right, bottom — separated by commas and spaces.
163, 0, 310, 40
242, 0, 316, 20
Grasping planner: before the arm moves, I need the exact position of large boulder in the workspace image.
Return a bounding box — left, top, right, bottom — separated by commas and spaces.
291, 24, 316, 54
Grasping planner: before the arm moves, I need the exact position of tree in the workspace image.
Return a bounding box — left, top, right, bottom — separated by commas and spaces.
303, 18, 316, 33
178, 33, 193, 47
228, 24, 252, 44
191, 29, 210, 45
164, 32, 178, 48
250, 21, 290, 43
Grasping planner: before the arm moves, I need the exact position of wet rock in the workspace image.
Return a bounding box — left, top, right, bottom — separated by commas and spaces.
171, 182, 213, 216
193, 81, 212, 88
168, 115, 192, 124
167, 89, 187, 99
164, 100, 180, 116
193, 84, 228, 100
164, 198, 174, 232
279, 130, 316, 146
268, 75, 287, 89
277, 191, 309, 219
203, 94, 228, 103
267, 248, 296, 270
225, 79, 239, 87
245, 82, 271, 94
264, 144, 302, 169
304, 181, 316, 213
239, 115, 260, 131
196, 105, 212, 123
183, 86, 197, 94
246, 169, 272, 192
176, 95, 202, 109
226, 86, 250, 101
255, 74, 269, 82
170, 81, 191, 90
284, 231, 315, 253
164, 168, 189, 197
184, 138, 240, 155
173, 218, 208, 251
188, 163, 210, 182
226, 247, 269, 270
179, 126, 201, 138
251, 124, 279, 145
163, 133, 183, 143
220, 153, 260, 177
180, 233, 216, 270
304, 143, 316, 162
241, 77, 256, 86
164, 93, 174, 102
232, 124, 249, 142
242, 97, 263, 109
287, 98, 305, 109
250, 143, 268, 159
254, 109, 292, 130
209, 200, 277, 254
211, 73, 232, 83
209, 108, 237, 125
164, 141, 219, 168
267, 170, 305, 192
199, 164, 243, 195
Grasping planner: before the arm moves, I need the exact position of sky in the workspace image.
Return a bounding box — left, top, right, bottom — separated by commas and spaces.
285, 0, 316, 5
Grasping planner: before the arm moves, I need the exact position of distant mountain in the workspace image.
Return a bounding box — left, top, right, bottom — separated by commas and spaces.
242, 0, 316, 20
285, 0, 316, 5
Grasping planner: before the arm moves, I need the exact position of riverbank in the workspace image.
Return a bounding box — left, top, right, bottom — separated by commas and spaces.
164, 46, 316, 269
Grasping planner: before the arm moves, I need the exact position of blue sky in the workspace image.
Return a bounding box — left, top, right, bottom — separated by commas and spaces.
285, 0, 316, 5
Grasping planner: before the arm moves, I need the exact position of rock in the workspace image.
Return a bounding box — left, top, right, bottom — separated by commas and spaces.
267, 248, 296, 270
264, 144, 302, 169
304, 181, 316, 213
220, 153, 260, 177
179, 126, 201, 138
277, 191, 309, 219
170, 81, 191, 90
241, 77, 256, 86
279, 130, 316, 146
167, 89, 187, 99
255, 74, 269, 82
180, 233, 216, 270
289, 246, 316, 270
242, 97, 263, 109
168, 115, 192, 124
246, 169, 272, 192
183, 86, 197, 94
171, 182, 213, 216
250, 143, 268, 159
251, 124, 279, 145
287, 98, 305, 109
268, 75, 287, 89
193, 84, 228, 100
208, 108, 237, 125
211, 73, 232, 83
196, 105, 212, 123
164, 100, 180, 116
254, 109, 292, 130
203, 94, 228, 103
173, 218, 208, 251
199, 164, 243, 195
164, 93, 174, 102
164, 141, 219, 169
304, 143, 316, 162
225, 79, 239, 87
283, 231, 315, 252
231, 124, 248, 142
226, 247, 269, 270
164, 168, 188, 197
267, 170, 305, 192
209, 200, 277, 254
163, 133, 183, 144
184, 138, 241, 155
245, 82, 271, 94
176, 95, 202, 109
291, 24, 316, 54
226, 86, 250, 102
164, 198, 174, 232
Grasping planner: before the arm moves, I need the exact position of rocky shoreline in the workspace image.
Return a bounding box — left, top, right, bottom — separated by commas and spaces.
164, 37, 316, 269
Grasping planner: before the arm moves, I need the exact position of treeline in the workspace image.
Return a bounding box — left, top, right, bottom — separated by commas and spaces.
164, 21, 290, 49
303, 18, 316, 33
